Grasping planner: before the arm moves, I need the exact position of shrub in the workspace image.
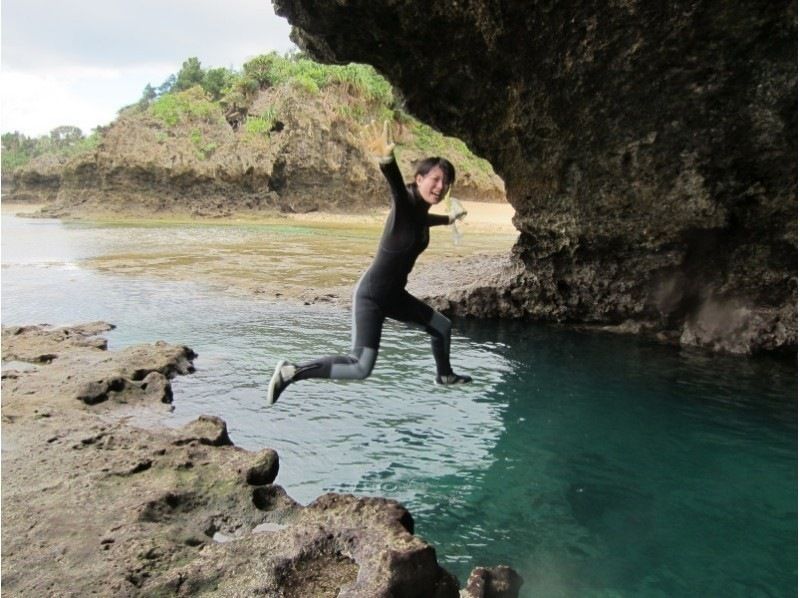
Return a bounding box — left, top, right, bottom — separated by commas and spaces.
243, 54, 279, 88
410, 120, 494, 176
329, 64, 395, 106
150, 86, 222, 127
190, 128, 217, 159
291, 73, 321, 94
1, 129, 100, 174
173, 57, 205, 92
203, 68, 235, 101
243, 106, 279, 138
243, 116, 271, 136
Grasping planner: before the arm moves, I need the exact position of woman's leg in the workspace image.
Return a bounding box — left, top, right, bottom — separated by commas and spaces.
387, 291, 470, 383
293, 292, 383, 381
267, 290, 384, 404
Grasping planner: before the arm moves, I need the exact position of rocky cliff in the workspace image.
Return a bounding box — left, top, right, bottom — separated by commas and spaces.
4, 81, 505, 217
2, 323, 522, 596
2, 152, 68, 203
273, 0, 797, 354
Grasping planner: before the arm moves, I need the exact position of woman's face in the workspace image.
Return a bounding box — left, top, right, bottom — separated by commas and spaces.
415, 166, 450, 205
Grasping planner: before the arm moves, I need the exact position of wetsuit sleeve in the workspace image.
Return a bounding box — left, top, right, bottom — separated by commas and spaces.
379, 157, 409, 205
427, 213, 451, 227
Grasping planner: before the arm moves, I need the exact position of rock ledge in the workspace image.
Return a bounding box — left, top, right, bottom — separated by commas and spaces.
1, 323, 521, 597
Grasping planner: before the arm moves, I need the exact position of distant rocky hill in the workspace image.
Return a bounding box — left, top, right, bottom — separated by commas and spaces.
2, 62, 505, 217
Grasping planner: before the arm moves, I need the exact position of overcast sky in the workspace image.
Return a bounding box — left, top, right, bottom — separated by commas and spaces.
1, 0, 296, 137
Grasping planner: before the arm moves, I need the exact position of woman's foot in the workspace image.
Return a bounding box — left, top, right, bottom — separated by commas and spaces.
435, 372, 472, 385
267, 360, 296, 405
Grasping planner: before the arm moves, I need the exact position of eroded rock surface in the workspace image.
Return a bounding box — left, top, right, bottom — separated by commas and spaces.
1, 324, 521, 596
273, 0, 797, 353
5, 83, 504, 219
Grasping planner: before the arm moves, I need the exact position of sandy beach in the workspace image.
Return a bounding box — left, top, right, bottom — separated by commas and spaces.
3, 201, 519, 307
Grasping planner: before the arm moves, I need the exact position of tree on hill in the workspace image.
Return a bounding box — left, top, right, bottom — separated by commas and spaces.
2, 128, 98, 174
174, 57, 205, 92
203, 67, 235, 101
157, 74, 177, 97
50, 126, 83, 146
138, 84, 157, 109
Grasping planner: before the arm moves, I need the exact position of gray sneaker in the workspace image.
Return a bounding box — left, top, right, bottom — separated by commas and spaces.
267, 360, 292, 405
435, 373, 473, 385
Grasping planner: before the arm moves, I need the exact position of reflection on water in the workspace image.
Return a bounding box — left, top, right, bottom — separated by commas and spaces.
2, 211, 796, 596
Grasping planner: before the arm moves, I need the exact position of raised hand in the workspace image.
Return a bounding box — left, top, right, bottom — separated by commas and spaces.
363, 120, 396, 159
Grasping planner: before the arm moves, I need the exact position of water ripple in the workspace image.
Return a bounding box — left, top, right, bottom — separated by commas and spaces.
3, 211, 795, 597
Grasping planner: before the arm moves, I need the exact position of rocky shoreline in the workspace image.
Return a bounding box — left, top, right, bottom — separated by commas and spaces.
274, 0, 797, 357
1, 322, 522, 597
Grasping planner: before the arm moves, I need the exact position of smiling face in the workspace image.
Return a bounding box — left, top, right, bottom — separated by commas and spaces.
415, 166, 451, 205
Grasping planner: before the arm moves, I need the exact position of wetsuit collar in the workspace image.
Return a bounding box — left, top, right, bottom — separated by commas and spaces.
408, 183, 432, 212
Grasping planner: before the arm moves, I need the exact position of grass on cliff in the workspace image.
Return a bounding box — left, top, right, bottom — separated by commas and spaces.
139, 52, 492, 175
149, 87, 226, 127
239, 53, 394, 106
4, 51, 498, 188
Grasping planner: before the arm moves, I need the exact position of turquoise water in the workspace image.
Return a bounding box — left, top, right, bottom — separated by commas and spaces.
2, 212, 796, 596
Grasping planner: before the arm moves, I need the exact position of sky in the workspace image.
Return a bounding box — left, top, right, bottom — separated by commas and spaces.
1, 0, 296, 137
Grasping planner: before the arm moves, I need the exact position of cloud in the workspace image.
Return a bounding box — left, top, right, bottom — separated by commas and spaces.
2, 0, 294, 70
1, 0, 295, 135
1, 65, 177, 137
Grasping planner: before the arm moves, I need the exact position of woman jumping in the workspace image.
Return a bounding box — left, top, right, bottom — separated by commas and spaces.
267, 122, 472, 405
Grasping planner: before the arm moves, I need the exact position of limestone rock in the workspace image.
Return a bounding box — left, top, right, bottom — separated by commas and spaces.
462, 566, 524, 598
10, 82, 503, 217
2, 323, 522, 596
1, 323, 195, 414
273, 0, 797, 354
246, 448, 280, 485
175, 415, 233, 446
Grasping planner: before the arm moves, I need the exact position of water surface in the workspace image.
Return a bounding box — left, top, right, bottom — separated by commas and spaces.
2, 210, 795, 596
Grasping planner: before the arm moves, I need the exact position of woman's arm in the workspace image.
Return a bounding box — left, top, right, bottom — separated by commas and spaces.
427, 213, 451, 227
366, 121, 407, 204
379, 156, 409, 203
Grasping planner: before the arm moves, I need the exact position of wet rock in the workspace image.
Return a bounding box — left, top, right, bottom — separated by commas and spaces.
175, 415, 233, 447
246, 448, 280, 485
462, 566, 524, 598
76, 376, 127, 405
252, 484, 302, 515
1, 323, 194, 417
2, 322, 114, 363
137, 371, 172, 402
275, 0, 796, 354
2, 323, 521, 596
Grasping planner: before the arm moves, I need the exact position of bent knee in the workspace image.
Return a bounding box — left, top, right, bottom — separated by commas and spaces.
354, 347, 377, 378
331, 347, 377, 380
428, 312, 452, 336
351, 363, 373, 379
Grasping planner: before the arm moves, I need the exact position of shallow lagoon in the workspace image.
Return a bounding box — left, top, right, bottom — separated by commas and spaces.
2, 209, 796, 596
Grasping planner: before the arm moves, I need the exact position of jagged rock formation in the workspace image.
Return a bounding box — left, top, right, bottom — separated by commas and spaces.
1, 323, 521, 596
2, 152, 68, 203
4, 83, 505, 218
273, 0, 797, 354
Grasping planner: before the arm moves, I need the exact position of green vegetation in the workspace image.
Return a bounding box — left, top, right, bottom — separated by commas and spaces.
150, 86, 223, 127
408, 120, 495, 177
1, 127, 99, 174
131, 52, 398, 130
236, 53, 394, 105
4, 51, 497, 183
189, 128, 217, 159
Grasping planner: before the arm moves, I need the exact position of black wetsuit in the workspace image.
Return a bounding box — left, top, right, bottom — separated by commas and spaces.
293, 157, 454, 382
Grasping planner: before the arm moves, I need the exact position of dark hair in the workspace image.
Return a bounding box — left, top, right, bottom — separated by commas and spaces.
413, 157, 456, 186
